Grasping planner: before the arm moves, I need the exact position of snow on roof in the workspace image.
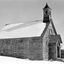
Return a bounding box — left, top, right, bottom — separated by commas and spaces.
2, 23, 24, 30
0, 21, 46, 39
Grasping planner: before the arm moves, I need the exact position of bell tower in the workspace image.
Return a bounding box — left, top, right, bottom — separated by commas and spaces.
43, 3, 51, 23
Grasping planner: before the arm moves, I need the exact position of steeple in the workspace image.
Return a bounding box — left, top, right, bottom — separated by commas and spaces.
43, 3, 51, 9
43, 3, 51, 23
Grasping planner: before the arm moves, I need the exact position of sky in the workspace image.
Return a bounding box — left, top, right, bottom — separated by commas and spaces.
0, 0, 64, 47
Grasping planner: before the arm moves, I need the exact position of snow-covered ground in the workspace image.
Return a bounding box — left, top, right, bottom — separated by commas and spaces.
0, 56, 64, 64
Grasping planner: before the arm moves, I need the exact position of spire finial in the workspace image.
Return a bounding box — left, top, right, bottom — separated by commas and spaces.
43, 3, 51, 9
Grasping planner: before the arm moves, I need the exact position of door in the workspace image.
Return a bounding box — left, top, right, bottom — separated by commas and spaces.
48, 43, 57, 60
57, 46, 60, 58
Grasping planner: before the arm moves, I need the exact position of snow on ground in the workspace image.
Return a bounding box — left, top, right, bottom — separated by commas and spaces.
0, 56, 64, 64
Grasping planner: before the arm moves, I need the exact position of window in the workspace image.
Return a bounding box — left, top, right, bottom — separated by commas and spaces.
49, 29, 52, 35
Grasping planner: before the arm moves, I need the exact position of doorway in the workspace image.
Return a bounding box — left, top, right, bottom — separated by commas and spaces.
57, 46, 60, 58
48, 43, 57, 60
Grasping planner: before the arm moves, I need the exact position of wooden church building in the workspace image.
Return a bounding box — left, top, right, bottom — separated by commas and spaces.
0, 3, 62, 60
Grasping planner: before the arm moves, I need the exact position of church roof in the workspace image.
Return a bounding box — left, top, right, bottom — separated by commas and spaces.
0, 20, 46, 39
49, 35, 62, 43
2, 23, 24, 30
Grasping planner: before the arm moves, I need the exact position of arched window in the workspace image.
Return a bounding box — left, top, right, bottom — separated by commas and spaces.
49, 29, 52, 35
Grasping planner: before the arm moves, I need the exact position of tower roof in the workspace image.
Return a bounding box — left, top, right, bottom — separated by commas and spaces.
43, 3, 51, 9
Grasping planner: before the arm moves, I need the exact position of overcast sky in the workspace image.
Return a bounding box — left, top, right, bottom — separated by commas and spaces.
0, 0, 64, 45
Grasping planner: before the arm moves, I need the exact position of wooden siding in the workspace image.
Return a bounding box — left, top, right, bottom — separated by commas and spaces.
0, 37, 43, 60
61, 50, 64, 58
29, 37, 43, 60
0, 38, 30, 59
42, 22, 56, 60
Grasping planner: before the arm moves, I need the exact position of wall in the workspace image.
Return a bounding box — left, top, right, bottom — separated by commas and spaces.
42, 22, 56, 60
0, 38, 30, 59
61, 50, 64, 58
0, 37, 43, 60
29, 37, 43, 60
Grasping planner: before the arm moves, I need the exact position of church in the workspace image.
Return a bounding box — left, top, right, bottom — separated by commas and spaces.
0, 3, 62, 60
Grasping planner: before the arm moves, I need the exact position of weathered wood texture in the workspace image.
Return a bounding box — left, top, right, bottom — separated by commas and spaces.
61, 50, 64, 58
0, 37, 43, 60
29, 37, 43, 60
48, 43, 57, 60
0, 38, 30, 59
42, 22, 56, 60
